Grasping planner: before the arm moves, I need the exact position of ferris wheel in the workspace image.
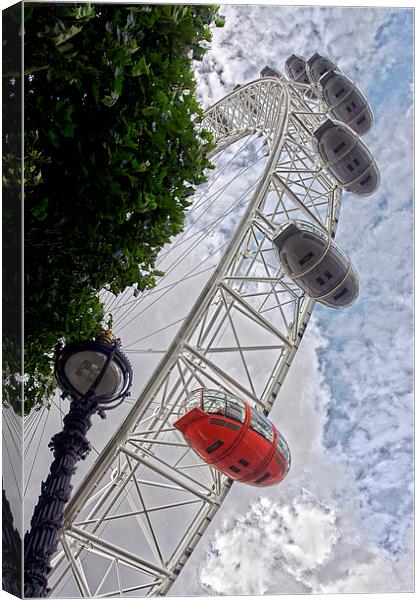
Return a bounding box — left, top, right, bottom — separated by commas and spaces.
17, 55, 378, 597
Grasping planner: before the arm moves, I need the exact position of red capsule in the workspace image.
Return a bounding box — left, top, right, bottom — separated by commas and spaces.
174, 388, 291, 487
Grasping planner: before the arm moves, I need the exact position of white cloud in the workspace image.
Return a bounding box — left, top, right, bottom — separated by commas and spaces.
199, 491, 413, 595
315, 77, 414, 554
189, 4, 414, 594
200, 495, 339, 595
196, 6, 405, 107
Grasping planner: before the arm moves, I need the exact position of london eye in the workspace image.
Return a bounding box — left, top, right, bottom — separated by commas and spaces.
5, 54, 380, 597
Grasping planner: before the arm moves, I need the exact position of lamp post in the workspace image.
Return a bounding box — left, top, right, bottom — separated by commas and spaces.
24, 331, 133, 598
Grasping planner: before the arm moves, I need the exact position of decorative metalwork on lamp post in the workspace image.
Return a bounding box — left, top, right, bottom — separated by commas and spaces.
23, 331, 132, 598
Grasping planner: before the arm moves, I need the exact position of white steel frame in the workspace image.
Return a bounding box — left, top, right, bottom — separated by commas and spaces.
48, 75, 342, 597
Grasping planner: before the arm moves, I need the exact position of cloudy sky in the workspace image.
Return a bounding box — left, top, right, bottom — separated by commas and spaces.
168, 2, 414, 596
5, 2, 413, 597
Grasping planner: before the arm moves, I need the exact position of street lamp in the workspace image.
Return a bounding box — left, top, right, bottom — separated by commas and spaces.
24, 331, 133, 598
55, 329, 132, 412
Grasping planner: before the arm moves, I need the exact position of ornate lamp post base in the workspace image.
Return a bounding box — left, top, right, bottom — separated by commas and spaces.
24, 393, 99, 597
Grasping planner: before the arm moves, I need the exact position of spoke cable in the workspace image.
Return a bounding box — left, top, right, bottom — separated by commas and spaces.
115, 173, 263, 332
110, 148, 266, 331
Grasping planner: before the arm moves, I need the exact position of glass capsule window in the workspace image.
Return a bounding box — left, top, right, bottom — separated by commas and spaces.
283, 237, 315, 273
281, 233, 327, 277
360, 173, 372, 186
316, 122, 357, 165
223, 390, 243, 405
277, 433, 291, 464
279, 250, 292, 274
225, 400, 246, 423
350, 106, 374, 135
286, 55, 306, 80
202, 390, 227, 415
181, 389, 202, 416
334, 141, 346, 154
298, 249, 315, 266
322, 265, 359, 307
298, 221, 313, 233
302, 231, 328, 247
308, 55, 335, 82
330, 87, 370, 128
322, 73, 353, 107
300, 222, 328, 244
345, 163, 380, 196
329, 141, 372, 185
299, 243, 347, 295
250, 410, 274, 442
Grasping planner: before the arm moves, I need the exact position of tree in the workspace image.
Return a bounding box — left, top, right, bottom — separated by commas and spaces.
3, 3, 221, 413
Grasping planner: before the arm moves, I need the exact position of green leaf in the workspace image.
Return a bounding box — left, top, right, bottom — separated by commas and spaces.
91, 81, 99, 103
102, 90, 120, 107
131, 55, 150, 77
192, 45, 206, 61
63, 122, 75, 137
75, 3, 96, 20
51, 24, 83, 47
142, 106, 159, 117
31, 197, 49, 221
135, 160, 150, 173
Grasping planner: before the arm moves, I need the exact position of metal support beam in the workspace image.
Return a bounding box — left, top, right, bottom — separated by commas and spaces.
66, 526, 174, 580
219, 281, 293, 347
119, 446, 217, 505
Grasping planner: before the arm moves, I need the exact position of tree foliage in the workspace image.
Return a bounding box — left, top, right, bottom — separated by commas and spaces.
3, 3, 220, 413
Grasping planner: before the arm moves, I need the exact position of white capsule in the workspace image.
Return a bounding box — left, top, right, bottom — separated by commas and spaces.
272, 220, 359, 308
260, 65, 282, 78
285, 54, 310, 85
320, 70, 374, 134
314, 119, 380, 196
307, 52, 339, 83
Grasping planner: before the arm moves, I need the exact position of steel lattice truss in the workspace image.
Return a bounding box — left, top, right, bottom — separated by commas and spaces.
48, 76, 342, 597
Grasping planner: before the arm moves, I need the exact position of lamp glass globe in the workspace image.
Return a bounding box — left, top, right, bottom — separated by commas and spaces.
63, 350, 123, 398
